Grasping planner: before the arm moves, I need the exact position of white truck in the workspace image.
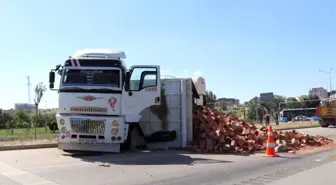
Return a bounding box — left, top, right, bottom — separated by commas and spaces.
49, 49, 206, 152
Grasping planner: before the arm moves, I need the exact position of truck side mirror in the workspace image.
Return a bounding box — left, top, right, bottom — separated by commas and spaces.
49, 71, 55, 83
125, 71, 131, 91
49, 71, 55, 89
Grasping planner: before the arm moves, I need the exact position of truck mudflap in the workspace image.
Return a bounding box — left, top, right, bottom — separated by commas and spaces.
58, 143, 121, 153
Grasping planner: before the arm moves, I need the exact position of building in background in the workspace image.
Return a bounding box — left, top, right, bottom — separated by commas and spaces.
309, 87, 328, 99
216, 98, 240, 105
260, 92, 274, 102
213, 98, 240, 111
14, 103, 36, 111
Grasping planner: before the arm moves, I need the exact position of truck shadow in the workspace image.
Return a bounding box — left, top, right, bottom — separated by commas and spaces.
65, 150, 233, 166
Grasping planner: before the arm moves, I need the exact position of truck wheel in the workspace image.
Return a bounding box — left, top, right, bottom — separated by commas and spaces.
319, 121, 328, 128
120, 129, 132, 151
63, 150, 82, 155
121, 123, 146, 151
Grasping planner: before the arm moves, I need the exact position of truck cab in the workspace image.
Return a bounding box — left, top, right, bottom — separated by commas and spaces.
316, 97, 336, 127
49, 49, 161, 152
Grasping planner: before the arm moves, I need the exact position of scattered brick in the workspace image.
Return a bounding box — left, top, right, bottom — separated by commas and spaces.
188, 106, 333, 154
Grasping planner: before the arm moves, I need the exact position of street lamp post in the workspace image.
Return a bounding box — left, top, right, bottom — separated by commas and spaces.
319, 68, 332, 92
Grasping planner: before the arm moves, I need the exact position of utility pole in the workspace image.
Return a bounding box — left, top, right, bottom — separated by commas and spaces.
319, 68, 332, 92
330, 68, 333, 91
26, 76, 32, 113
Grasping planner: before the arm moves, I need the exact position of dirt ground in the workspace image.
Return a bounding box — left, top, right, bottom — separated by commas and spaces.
0, 138, 58, 147
271, 121, 320, 130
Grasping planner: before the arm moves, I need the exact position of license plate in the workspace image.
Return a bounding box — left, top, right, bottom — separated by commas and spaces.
78, 139, 97, 144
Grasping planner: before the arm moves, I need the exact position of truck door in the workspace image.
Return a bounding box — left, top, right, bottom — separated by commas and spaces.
122, 65, 161, 122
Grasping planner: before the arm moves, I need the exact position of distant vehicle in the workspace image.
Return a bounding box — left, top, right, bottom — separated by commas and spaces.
280, 108, 316, 122
292, 115, 311, 122
316, 97, 336, 127
279, 117, 288, 122
310, 116, 322, 121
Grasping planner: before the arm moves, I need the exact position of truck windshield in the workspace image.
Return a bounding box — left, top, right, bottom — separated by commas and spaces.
62, 69, 120, 88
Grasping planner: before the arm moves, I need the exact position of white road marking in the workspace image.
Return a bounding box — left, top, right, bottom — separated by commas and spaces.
0, 162, 59, 185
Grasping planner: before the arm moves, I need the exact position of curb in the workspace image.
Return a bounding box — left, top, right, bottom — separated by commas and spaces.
0, 143, 58, 151
274, 125, 320, 131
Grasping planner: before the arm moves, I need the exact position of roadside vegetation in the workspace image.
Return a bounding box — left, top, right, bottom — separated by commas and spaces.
205, 90, 322, 123
0, 109, 58, 140
0, 82, 58, 140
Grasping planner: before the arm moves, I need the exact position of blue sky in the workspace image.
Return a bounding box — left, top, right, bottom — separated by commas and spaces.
0, 0, 335, 109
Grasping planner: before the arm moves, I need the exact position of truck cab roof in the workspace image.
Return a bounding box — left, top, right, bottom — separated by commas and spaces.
66, 49, 127, 69
72, 49, 126, 59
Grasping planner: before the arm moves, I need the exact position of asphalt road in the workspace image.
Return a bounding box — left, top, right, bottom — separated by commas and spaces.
295, 126, 336, 140
270, 160, 336, 185
0, 127, 334, 185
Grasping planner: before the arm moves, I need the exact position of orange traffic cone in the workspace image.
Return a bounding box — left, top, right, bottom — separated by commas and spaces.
265, 125, 279, 157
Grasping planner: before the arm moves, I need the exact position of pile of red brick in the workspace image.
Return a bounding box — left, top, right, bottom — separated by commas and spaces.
187, 106, 333, 154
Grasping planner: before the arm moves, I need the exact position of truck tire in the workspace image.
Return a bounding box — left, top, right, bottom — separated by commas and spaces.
63, 150, 77, 153
319, 120, 329, 128
120, 126, 132, 151
121, 123, 146, 151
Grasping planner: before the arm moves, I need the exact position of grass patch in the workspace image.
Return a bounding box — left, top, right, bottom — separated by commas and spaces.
0, 128, 59, 140
272, 121, 320, 130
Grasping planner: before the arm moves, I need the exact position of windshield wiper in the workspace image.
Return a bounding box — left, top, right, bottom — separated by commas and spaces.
59, 87, 121, 94
61, 87, 84, 90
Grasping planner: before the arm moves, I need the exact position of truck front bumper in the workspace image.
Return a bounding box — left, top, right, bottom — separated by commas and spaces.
56, 113, 128, 145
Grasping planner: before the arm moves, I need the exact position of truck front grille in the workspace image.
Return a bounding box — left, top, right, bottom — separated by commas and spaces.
70, 118, 105, 134
70, 107, 108, 113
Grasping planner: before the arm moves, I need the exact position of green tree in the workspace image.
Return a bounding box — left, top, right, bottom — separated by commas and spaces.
329, 90, 336, 96
0, 110, 13, 129
205, 90, 217, 108
41, 112, 57, 132
246, 95, 286, 121
298, 95, 320, 108
33, 82, 47, 139
246, 97, 261, 121
31, 113, 43, 127
307, 95, 320, 108
5, 120, 16, 130
13, 110, 31, 128
286, 97, 301, 109
0, 109, 4, 129
269, 95, 286, 113
205, 90, 217, 103
221, 102, 228, 111
298, 95, 307, 101
46, 113, 58, 132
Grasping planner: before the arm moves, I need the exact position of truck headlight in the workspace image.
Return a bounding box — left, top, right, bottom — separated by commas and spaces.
112, 120, 119, 127
111, 128, 118, 136
59, 118, 65, 125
